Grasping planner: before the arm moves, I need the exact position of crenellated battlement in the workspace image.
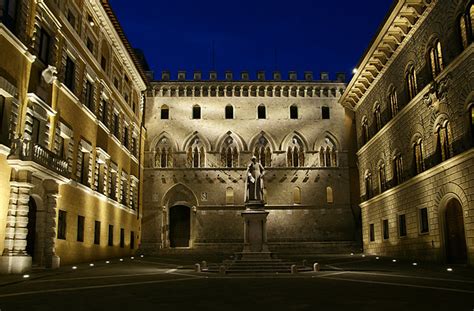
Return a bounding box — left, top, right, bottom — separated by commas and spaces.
158, 70, 346, 83
151, 70, 346, 98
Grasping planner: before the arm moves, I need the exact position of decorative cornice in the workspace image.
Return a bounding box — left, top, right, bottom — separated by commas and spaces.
339, 0, 436, 111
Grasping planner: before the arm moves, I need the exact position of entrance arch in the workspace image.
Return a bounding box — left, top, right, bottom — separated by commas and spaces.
444, 198, 467, 264
26, 197, 38, 261
169, 205, 191, 247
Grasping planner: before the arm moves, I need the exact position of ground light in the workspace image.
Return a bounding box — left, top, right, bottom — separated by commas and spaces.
72, 266, 77, 270
447, 268, 453, 272
375, 257, 380, 260
131, 257, 134, 260
361, 254, 366, 258
23, 274, 30, 279
140, 255, 144, 258
412, 263, 418, 266
119, 258, 124, 262
105, 261, 110, 264
89, 263, 94, 267
392, 259, 397, 262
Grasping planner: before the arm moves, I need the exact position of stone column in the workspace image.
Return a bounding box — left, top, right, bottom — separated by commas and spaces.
44, 192, 60, 268
0, 182, 34, 274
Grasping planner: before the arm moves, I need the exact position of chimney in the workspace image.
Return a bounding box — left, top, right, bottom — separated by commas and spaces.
225, 71, 233, 81
193, 71, 202, 81
320, 72, 329, 81
257, 70, 265, 81
161, 70, 170, 81
177, 70, 186, 81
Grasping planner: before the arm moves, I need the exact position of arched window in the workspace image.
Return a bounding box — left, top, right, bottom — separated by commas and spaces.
226, 187, 234, 205
155, 137, 173, 168
429, 40, 444, 78
406, 65, 418, 101
257, 104, 266, 119
374, 104, 382, 131
392, 153, 403, 186
459, 5, 474, 49
361, 117, 369, 145
413, 139, 424, 175
436, 121, 452, 163
192, 105, 201, 119
160, 104, 169, 119
287, 136, 305, 167
225, 105, 234, 119
364, 172, 372, 200
326, 186, 334, 204
293, 187, 301, 204
187, 137, 205, 168
378, 162, 386, 193
221, 136, 238, 168
254, 136, 272, 167
319, 137, 338, 167
290, 105, 298, 119
389, 88, 399, 118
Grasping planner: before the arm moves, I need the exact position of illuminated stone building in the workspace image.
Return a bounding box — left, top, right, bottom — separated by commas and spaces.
142, 71, 361, 253
0, 0, 147, 273
340, 0, 474, 264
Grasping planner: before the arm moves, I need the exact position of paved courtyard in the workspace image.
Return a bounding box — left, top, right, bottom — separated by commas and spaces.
0, 254, 473, 311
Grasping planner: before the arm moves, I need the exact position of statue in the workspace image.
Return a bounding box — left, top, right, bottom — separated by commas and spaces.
245, 156, 265, 203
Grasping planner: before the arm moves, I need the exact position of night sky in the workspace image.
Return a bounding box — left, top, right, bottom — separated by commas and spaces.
109, 0, 394, 81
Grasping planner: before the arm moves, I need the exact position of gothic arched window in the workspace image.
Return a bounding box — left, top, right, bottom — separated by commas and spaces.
254, 136, 272, 167
287, 136, 304, 167
459, 5, 474, 49
155, 137, 173, 168
406, 65, 418, 101
187, 138, 206, 168
429, 40, 444, 78
221, 137, 238, 168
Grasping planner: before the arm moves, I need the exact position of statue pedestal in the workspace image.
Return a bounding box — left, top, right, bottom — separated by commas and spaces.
240, 200, 272, 260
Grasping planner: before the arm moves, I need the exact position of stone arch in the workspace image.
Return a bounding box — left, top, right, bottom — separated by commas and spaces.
248, 131, 277, 152
280, 131, 310, 152
182, 131, 212, 152
162, 183, 198, 208
215, 131, 247, 152
150, 131, 179, 151
313, 131, 340, 151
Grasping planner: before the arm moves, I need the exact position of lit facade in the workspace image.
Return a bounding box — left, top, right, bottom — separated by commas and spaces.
142, 71, 361, 253
340, 0, 474, 264
0, 0, 147, 273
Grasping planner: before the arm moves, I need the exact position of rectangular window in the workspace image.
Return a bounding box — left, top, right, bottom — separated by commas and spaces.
1, 0, 18, 30
94, 220, 101, 245
31, 117, 40, 145
84, 80, 94, 110
420, 208, 429, 233
67, 10, 76, 28
123, 127, 129, 149
100, 100, 108, 125
108, 224, 114, 246
399, 214, 407, 237
113, 114, 119, 137
110, 171, 117, 200
322, 106, 330, 119
57, 210, 67, 240
0, 95, 5, 129
131, 137, 137, 156
369, 223, 375, 242
161, 107, 169, 119
65, 56, 75, 91
130, 231, 135, 249
101, 56, 107, 71
192, 105, 201, 119
120, 228, 125, 248
39, 29, 51, 64
77, 215, 85, 242
86, 38, 94, 53
383, 219, 389, 240
80, 151, 90, 186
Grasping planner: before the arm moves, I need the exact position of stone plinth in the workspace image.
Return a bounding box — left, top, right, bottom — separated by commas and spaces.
0, 255, 32, 274
241, 200, 271, 259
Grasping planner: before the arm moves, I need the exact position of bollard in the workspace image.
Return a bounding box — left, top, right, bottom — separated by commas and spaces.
291, 264, 298, 274
219, 265, 226, 275
313, 263, 320, 272
195, 263, 201, 272
302, 259, 307, 267
201, 261, 208, 270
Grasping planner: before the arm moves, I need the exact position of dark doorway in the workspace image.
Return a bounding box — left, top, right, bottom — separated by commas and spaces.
26, 198, 37, 260
169, 205, 190, 247
445, 199, 467, 264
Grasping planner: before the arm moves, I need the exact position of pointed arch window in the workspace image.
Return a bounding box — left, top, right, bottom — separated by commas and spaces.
361, 117, 369, 145
374, 104, 382, 131
290, 105, 298, 119
429, 40, 444, 78
392, 153, 403, 186
192, 105, 201, 119
413, 139, 424, 175
160, 104, 169, 119
254, 136, 272, 167
364, 171, 372, 200
187, 138, 206, 168
257, 104, 266, 119
287, 136, 305, 167
221, 137, 238, 168
378, 162, 387, 193
436, 121, 452, 163
225, 105, 234, 119
155, 137, 173, 168
459, 5, 474, 49
406, 65, 418, 101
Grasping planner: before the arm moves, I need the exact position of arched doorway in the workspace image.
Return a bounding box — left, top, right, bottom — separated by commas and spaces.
444, 199, 467, 264
26, 197, 37, 261
169, 205, 190, 247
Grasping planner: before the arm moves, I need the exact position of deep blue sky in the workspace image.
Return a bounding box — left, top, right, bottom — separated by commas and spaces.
109, 0, 394, 81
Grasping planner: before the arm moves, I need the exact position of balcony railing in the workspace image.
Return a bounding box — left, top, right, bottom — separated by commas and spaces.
10, 139, 70, 179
